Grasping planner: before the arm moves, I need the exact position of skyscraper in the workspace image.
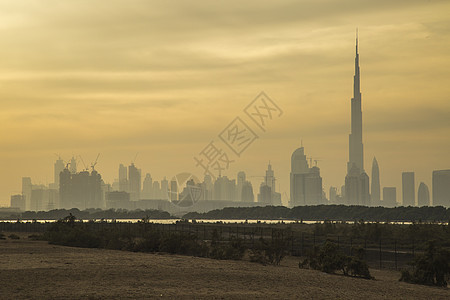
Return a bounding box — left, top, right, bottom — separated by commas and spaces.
417, 182, 430, 207
54, 158, 65, 188
118, 164, 128, 192
432, 170, 450, 207
22, 177, 32, 211
345, 32, 370, 206
402, 172, 415, 206
347, 32, 364, 175
237, 171, 246, 201
59, 168, 103, 210
128, 163, 141, 201
290, 144, 323, 206
142, 173, 153, 199
383, 187, 397, 208
69, 156, 77, 174
371, 157, 380, 206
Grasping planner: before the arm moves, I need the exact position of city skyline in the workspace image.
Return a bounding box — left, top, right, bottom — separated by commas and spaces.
1, 1, 450, 206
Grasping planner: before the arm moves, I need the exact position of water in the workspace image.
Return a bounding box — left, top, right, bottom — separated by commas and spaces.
1, 219, 441, 225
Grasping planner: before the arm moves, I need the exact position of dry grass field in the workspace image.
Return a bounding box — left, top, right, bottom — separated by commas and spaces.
0, 232, 448, 299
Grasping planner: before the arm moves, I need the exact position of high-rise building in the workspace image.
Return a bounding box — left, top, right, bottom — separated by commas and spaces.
128, 163, 141, 201
152, 181, 161, 199
290, 145, 323, 206
22, 177, 32, 211
260, 162, 281, 205
383, 187, 397, 208
371, 157, 380, 206
54, 158, 65, 188
402, 172, 415, 206
258, 184, 272, 204
236, 171, 246, 201
69, 156, 77, 174
59, 168, 103, 210
170, 179, 178, 202
10, 194, 25, 211
142, 173, 153, 199
213, 176, 236, 201
329, 187, 338, 204
432, 170, 450, 207
241, 181, 254, 202
118, 164, 128, 192
160, 177, 169, 200
417, 182, 430, 207
201, 175, 214, 200
345, 32, 370, 206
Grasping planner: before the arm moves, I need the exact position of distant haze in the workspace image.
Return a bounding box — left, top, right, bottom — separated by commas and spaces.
1, 0, 449, 205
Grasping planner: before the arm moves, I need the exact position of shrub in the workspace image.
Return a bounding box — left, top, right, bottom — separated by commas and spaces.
400, 241, 450, 287
299, 241, 373, 279
250, 236, 289, 266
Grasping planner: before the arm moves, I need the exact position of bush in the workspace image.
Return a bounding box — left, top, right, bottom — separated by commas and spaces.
250, 235, 289, 266
400, 241, 450, 287
299, 241, 373, 279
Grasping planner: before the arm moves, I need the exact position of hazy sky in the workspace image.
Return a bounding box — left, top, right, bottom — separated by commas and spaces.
1, 0, 449, 206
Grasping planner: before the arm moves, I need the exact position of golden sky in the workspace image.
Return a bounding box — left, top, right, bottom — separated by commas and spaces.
1, 0, 450, 206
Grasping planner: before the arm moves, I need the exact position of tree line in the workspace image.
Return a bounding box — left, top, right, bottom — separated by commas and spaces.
183, 205, 450, 222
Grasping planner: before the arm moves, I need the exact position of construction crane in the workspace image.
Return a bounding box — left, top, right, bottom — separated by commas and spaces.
131, 152, 139, 165
91, 153, 101, 171
78, 155, 89, 171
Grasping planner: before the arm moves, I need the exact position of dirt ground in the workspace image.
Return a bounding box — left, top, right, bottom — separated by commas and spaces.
0, 232, 448, 299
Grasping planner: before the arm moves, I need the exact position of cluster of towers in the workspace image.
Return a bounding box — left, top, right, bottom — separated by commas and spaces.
9, 33, 450, 212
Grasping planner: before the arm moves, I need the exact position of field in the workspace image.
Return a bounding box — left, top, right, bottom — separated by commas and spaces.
0, 233, 449, 299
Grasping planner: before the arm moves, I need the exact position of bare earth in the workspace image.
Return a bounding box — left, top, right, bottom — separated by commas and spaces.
0, 233, 448, 299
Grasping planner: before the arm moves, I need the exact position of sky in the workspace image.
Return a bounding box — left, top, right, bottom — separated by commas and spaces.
1, 0, 449, 206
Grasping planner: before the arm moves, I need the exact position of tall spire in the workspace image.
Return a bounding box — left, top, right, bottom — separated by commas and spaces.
353, 29, 360, 100
348, 30, 364, 175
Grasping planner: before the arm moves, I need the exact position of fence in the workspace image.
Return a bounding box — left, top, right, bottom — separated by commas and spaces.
0, 221, 425, 270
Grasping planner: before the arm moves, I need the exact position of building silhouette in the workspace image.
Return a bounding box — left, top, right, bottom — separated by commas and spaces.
170, 179, 178, 202
258, 184, 272, 204
142, 173, 153, 199
214, 176, 236, 201
201, 175, 214, 200
10, 194, 25, 211
417, 182, 430, 207
371, 157, 380, 206
241, 180, 254, 202
59, 168, 103, 210
383, 187, 397, 208
257, 163, 281, 205
54, 158, 65, 188
106, 191, 130, 209
432, 170, 450, 207
345, 33, 370, 206
118, 164, 128, 192
290, 145, 323, 206
128, 163, 141, 201
402, 172, 415, 206
236, 171, 246, 201
22, 177, 32, 211
161, 177, 169, 200
69, 156, 77, 174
